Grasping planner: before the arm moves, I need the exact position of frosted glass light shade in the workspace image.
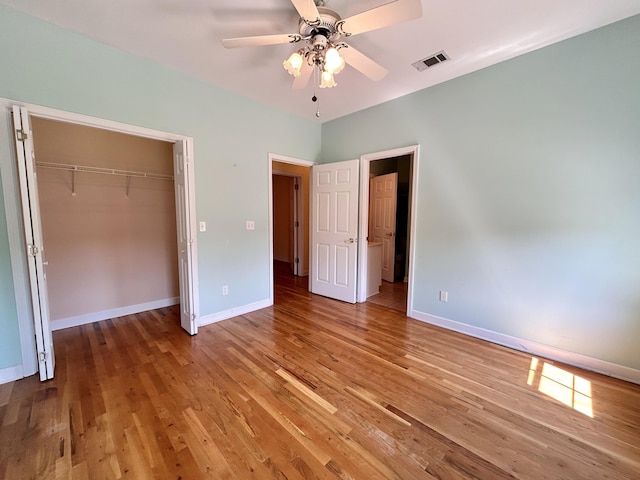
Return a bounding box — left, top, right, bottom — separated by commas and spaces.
324, 47, 345, 75
320, 71, 337, 88
283, 52, 303, 77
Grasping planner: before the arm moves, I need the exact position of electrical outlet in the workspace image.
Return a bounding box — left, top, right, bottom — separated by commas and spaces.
222, 285, 228, 296
246, 220, 255, 230
439, 290, 448, 302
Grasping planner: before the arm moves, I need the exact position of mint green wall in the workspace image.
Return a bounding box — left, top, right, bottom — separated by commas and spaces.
0, 186, 21, 368
0, 6, 320, 370
322, 16, 640, 370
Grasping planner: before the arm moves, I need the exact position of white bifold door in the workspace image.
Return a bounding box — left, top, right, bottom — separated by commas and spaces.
173, 140, 198, 335
310, 159, 359, 303
12, 105, 55, 381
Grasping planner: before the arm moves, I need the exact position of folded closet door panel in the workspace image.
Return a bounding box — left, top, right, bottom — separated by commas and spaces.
12, 105, 55, 380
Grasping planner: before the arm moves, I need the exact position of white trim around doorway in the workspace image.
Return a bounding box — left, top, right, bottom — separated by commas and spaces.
357, 145, 420, 314
0, 97, 199, 380
268, 153, 315, 305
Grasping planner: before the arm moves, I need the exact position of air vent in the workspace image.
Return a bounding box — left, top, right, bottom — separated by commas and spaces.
412, 51, 450, 72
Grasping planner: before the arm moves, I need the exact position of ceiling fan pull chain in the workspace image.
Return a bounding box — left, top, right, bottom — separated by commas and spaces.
312, 67, 320, 117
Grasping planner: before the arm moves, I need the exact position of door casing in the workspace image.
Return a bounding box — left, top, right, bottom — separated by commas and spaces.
0, 99, 199, 378
268, 153, 315, 304
357, 145, 419, 312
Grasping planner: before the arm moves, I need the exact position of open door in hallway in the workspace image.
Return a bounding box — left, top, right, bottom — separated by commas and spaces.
369, 172, 398, 283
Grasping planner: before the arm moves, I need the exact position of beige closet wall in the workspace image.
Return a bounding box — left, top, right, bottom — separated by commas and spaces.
32, 118, 179, 323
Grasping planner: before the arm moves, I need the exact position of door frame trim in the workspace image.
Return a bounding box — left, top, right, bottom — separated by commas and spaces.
357, 145, 420, 314
268, 153, 315, 304
0, 98, 199, 377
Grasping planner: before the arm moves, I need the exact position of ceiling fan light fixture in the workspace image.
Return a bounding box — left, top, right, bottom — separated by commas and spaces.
283, 51, 304, 77
324, 47, 345, 74
320, 70, 337, 88
222, 0, 424, 108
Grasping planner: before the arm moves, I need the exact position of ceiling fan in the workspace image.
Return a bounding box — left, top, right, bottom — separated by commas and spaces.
221, 0, 423, 91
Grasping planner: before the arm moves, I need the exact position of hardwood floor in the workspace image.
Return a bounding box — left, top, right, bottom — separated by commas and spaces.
1, 271, 639, 479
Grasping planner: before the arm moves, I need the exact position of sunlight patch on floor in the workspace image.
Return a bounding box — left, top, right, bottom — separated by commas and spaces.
527, 357, 593, 417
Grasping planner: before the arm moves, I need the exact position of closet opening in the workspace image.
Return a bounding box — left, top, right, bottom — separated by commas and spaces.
31, 117, 180, 332
6, 102, 198, 381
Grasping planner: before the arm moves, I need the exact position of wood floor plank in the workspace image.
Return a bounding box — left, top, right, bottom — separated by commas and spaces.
1, 262, 640, 479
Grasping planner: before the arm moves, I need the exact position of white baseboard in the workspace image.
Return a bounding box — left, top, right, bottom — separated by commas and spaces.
199, 298, 272, 327
52, 297, 180, 331
410, 309, 640, 385
0, 364, 25, 385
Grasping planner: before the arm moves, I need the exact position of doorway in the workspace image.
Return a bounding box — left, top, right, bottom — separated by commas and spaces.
268, 154, 314, 304
357, 145, 419, 314
5, 102, 199, 380
31, 117, 180, 332
369, 154, 413, 283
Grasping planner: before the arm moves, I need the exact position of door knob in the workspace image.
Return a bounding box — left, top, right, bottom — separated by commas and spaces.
385, 232, 393, 237
345, 238, 357, 244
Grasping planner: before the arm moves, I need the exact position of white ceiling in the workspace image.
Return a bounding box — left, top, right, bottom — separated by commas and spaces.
3, 0, 640, 122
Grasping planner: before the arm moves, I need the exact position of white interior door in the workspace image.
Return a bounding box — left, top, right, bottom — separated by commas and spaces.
173, 140, 198, 334
310, 159, 359, 303
370, 172, 398, 282
12, 105, 55, 381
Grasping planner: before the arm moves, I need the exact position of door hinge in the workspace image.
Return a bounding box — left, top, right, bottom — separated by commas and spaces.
294, 183, 299, 190
16, 129, 28, 141
39, 351, 47, 362
295, 257, 299, 264
294, 221, 300, 227
27, 244, 39, 256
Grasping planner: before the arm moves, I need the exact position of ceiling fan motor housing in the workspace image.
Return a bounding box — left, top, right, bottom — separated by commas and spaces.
299, 7, 342, 42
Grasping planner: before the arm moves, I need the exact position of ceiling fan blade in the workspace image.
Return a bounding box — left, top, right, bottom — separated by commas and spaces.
222, 34, 299, 49
339, 0, 422, 36
340, 46, 388, 81
292, 63, 313, 90
290, 0, 321, 22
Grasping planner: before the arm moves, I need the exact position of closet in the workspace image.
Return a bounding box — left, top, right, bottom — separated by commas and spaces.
31, 117, 179, 330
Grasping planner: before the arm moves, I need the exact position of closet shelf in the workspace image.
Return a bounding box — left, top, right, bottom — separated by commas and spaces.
36, 161, 174, 181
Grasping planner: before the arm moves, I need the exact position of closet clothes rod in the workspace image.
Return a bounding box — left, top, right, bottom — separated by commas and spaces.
35, 161, 174, 181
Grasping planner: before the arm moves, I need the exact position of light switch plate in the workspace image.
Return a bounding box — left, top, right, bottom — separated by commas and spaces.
199, 221, 206, 232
